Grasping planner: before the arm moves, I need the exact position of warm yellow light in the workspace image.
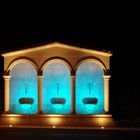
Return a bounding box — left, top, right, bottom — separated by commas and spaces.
103, 75, 111, 113
2, 42, 112, 57
94, 118, 110, 126
101, 126, 104, 129
52, 125, 56, 128
47, 117, 62, 125
3, 114, 22, 117
9, 124, 12, 127
8, 117, 22, 125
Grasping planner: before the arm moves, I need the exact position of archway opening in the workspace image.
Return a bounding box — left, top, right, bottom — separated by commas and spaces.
42, 61, 71, 114
9, 62, 38, 114
76, 61, 104, 114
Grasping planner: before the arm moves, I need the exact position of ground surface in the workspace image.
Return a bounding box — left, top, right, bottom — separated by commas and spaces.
0, 128, 140, 140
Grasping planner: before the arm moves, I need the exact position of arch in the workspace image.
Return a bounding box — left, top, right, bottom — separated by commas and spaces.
75, 60, 105, 114
41, 57, 74, 75
9, 61, 38, 114
7, 58, 39, 75
42, 61, 71, 114
75, 57, 107, 75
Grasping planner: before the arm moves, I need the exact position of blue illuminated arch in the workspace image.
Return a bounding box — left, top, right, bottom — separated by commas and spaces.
9, 61, 38, 114
41, 57, 73, 75
7, 58, 38, 75
76, 60, 104, 114
42, 60, 71, 114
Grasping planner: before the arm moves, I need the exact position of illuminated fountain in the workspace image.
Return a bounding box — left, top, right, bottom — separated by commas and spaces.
1, 42, 112, 127
19, 83, 34, 105
82, 83, 98, 105
51, 83, 66, 104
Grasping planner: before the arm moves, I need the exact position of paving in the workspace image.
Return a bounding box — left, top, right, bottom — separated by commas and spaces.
0, 127, 140, 140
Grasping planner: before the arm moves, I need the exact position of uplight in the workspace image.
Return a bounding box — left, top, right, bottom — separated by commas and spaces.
101, 126, 104, 129
52, 125, 56, 128
9, 124, 13, 127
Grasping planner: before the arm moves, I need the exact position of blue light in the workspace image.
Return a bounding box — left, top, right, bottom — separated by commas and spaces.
42, 62, 71, 114
76, 62, 104, 114
9, 61, 104, 115
10, 62, 38, 114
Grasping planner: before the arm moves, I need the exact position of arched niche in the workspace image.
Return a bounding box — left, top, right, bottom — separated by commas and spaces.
76, 61, 104, 114
42, 61, 71, 114
9, 62, 38, 114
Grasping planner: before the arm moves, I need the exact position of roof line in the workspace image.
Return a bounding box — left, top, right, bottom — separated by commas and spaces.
1, 42, 112, 57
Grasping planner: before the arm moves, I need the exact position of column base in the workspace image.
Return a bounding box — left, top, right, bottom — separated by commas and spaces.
104, 111, 110, 114
3, 111, 10, 114
70, 111, 76, 114
37, 111, 43, 114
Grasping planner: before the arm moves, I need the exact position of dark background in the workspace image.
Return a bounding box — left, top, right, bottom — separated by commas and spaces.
0, 4, 139, 120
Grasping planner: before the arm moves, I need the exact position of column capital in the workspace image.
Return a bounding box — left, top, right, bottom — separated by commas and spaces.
3, 75, 11, 79
37, 76, 43, 79
103, 75, 111, 79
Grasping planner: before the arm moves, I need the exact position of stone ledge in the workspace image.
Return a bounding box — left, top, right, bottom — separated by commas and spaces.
0, 114, 114, 128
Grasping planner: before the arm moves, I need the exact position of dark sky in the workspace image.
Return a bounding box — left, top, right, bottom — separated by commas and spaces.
0, 6, 139, 119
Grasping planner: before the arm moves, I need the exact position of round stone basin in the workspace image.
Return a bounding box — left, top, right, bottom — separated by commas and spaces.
82, 98, 98, 104
51, 98, 66, 104
19, 98, 34, 104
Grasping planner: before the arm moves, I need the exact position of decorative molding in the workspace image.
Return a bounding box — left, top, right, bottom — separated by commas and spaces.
1, 42, 112, 57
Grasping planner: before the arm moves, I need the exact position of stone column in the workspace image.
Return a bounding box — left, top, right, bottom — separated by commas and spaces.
38, 76, 43, 113
70, 75, 76, 114
103, 75, 111, 113
3, 76, 11, 113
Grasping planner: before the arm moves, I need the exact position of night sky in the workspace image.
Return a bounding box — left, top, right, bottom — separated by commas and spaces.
0, 7, 139, 120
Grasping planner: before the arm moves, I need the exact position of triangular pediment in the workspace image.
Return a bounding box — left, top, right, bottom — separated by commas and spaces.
1, 42, 112, 57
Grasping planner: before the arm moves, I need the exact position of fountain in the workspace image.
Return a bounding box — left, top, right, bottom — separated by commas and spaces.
19, 83, 34, 104
51, 83, 66, 104
82, 83, 98, 104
